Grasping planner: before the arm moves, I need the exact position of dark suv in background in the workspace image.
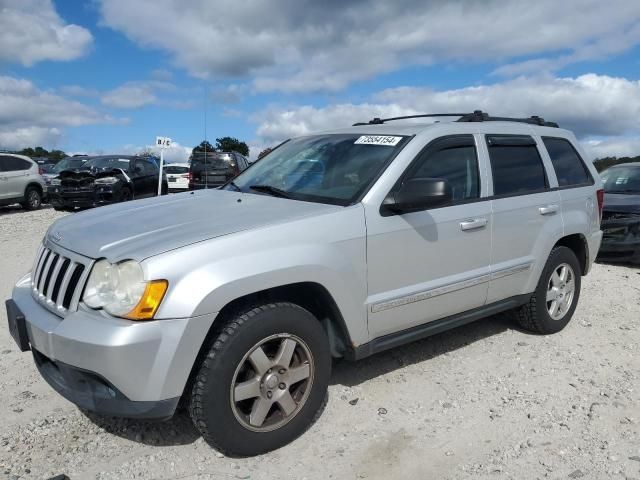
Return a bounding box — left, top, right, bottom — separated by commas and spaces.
188, 151, 249, 190
48, 155, 168, 210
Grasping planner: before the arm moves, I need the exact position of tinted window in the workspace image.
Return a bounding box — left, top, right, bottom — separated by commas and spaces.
140, 161, 158, 175
84, 157, 130, 170
487, 136, 547, 196
543, 137, 592, 187
405, 137, 479, 203
600, 166, 640, 194
53, 157, 86, 172
0, 155, 31, 172
164, 165, 189, 174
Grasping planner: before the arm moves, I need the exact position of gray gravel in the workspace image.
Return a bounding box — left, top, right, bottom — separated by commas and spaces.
1, 205, 639, 480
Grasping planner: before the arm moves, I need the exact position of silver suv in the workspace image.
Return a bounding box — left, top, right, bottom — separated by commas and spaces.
6, 111, 603, 456
0, 153, 46, 210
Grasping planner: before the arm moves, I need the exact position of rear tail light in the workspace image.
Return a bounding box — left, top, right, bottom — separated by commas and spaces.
188, 171, 193, 182
596, 188, 605, 222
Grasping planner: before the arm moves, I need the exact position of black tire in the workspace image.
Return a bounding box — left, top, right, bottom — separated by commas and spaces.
189, 302, 331, 456
118, 187, 132, 203
21, 186, 42, 210
515, 246, 582, 334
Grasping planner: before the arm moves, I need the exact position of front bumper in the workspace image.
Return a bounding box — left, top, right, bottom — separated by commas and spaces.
10, 273, 216, 418
48, 187, 115, 209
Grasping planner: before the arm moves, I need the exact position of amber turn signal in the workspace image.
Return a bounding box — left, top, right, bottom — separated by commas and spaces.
123, 280, 168, 320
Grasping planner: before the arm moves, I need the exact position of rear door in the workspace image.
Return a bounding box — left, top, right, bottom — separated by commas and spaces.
366, 134, 492, 338
485, 135, 564, 303
0, 155, 31, 199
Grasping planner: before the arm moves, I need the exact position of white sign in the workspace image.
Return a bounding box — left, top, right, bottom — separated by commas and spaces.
156, 136, 172, 148
354, 135, 402, 146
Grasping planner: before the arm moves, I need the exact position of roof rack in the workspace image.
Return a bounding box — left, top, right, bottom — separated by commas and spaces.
352, 110, 559, 128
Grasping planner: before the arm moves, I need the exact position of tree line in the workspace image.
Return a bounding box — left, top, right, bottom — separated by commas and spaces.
592, 156, 640, 172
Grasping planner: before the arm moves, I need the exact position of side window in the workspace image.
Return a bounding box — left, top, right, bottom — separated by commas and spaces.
487, 136, 547, 196
142, 161, 159, 176
0, 155, 30, 172
403, 135, 480, 203
542, 137, 592, 187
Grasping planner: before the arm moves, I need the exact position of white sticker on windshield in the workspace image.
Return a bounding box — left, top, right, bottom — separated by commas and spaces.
354, 135, 402, 146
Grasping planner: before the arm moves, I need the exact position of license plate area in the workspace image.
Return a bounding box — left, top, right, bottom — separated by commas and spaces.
5, 300, 30, 352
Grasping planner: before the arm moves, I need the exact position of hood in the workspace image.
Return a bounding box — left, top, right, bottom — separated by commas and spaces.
45, 189, 341, 260
603, 192, 640, 214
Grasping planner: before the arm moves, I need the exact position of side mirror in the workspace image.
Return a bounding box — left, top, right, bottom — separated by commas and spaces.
382, 178, 452, 214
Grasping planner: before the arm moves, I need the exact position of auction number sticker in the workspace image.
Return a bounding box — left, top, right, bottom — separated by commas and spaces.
354, 135, 403, 146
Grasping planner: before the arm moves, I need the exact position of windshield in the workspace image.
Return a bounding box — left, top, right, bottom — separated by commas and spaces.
53, 157, 87, 172
601, 166, 640, 194
83, 157, 131, 171
224, 134, 410, 205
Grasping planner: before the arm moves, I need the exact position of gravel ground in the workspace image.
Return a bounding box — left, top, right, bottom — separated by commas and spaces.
0, 205, 639, 480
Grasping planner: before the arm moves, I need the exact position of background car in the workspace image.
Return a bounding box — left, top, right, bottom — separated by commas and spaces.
189, 151, 249, 190
48, 155, 168, 211
0, 153, 46, 210
41, 156, 88, 193
164, 162, 190, 191
598, 162, 640, 263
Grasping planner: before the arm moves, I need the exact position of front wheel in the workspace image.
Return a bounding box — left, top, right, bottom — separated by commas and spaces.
514, 246, 582, 334
189, 302, 331, 456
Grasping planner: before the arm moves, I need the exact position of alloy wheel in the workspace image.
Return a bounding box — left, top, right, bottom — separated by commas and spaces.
546, 263, 575, 321
230, 333, 314, 432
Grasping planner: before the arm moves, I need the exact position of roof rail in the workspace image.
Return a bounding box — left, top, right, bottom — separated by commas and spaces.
457, 110, 559, 127
352, 110, 559, 128
353, 113, 469, 126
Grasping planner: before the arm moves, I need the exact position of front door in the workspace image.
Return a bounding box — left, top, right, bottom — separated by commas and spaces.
365, 135, 492, 339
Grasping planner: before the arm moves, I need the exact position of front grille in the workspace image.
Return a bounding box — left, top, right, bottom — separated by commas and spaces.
61, 177, 94, 189
31, 244, 91, 316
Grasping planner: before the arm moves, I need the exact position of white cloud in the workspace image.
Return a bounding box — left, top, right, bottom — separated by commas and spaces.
583, 137, 640, 160
101, 81, 183, 109
98, 0, 640, 92
0, 0, 93, 66
252, 74, 640, 144
121, 141, 191, 163
0, 75, 116, 149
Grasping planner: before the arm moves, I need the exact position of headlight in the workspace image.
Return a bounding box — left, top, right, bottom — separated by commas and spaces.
94, 176, 119, 184
83, 260, 168, 320
50, 178, 61, 186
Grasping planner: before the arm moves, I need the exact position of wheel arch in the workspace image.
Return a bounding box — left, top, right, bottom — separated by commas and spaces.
24, 181, 44, 196
553, 233, 588, 275
179, 282, 354, 403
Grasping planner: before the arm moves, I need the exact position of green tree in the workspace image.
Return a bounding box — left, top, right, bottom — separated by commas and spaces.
215, 137, 249, 157
257, 147, 273, 160
192, 140, 215, 156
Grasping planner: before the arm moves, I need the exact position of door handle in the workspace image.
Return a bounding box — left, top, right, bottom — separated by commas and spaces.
460, 218, 488, 231
539, 204, 559, 215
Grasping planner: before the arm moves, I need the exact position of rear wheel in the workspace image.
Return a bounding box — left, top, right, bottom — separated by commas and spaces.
21, 187, 42, 210
514, 246, 581, 334
189, 302, 331, 456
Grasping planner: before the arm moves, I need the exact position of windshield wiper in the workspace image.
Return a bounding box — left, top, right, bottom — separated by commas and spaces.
249, 184, 293, 199
227, 180, 241, 192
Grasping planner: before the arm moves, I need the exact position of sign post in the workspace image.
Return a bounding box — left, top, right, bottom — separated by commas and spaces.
155, 136, 172, 195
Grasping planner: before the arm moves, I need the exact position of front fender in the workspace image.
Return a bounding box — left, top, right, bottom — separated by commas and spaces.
143, 206, 369, 345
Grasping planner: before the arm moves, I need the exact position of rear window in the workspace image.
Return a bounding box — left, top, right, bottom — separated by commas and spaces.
191, 153, 234, 169
165, 165, 189, 174
601, 166, 640, 194
542, 137, 592, 187
487, 136, 547, 196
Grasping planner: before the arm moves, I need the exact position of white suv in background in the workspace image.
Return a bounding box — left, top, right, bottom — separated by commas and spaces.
164, 162, 190, 191
0, 153, 46, 210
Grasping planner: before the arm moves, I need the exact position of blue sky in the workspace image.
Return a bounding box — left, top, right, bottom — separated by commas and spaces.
1, 0, 639, 161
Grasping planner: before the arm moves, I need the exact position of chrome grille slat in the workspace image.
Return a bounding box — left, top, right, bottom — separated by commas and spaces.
68, 265, 90, 312
32, 248, 49, 290
38, 253, 56, 294
30, 243, 93, 317
56, 262, 77, 310
46, 256, 65, 302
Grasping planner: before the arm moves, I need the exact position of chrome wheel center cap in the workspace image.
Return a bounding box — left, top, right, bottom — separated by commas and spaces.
264, 373, 279, 390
